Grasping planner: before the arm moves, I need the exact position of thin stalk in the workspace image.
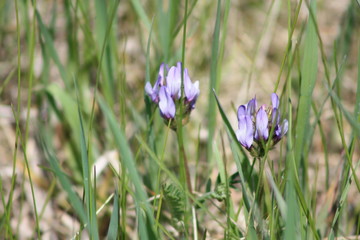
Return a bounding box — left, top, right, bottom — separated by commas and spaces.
176, 0, 192, 234
11, 106, 41, 238
305, 0, 360, 192
6, 0, 22, 238
25, 0, 36, 141
177, 0, 191, 192
155, 190, 164, 235
274, 0, 302, 92
88, 0, 120, 152
154, 119, 172, 226
120, 164, 127, 239
15, 168, 26, 236
153, 119, 172, 231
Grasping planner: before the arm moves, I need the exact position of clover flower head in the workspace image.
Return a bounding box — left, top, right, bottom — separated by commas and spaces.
236, 93, 288, 157
145, 62, 199, 129
145, 63, 168, 103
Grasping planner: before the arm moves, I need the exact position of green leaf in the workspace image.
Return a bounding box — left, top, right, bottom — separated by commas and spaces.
207, 0, 222, 161
40, 130, 87, 225
36, 10, 70, 89
129, 0, 151, 30
77, 92, 99, 239
98, 96, 157, 239
294, 0, 318, 180
212, 90, 254, 188
106, 191, 119, 240
162, 183, 185, 221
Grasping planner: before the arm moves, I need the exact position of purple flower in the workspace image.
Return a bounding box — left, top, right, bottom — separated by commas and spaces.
145, 81, 160, 103
236, 93, 287, 156
158, 63, 168, 84
184, 69, 199, 109
271, 93, 279, 109
166, 62, 182, 99
158, 86, 175, 119
274, 119, 288, 141
255, 107, 269, 140
271, 108, 280, 126
145, 63, 168, 103
145, 62, 199, 126
236, 106, 254, 148
270, 93, 288, 141
247, 97, 257, 115
271, 93, 280, 125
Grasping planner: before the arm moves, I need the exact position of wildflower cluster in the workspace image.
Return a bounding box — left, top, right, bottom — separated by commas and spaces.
145, 62, 199, 128
236, 93, 288, 157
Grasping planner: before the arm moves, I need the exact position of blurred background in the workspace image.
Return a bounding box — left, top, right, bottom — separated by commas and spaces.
0, 0, 360, 239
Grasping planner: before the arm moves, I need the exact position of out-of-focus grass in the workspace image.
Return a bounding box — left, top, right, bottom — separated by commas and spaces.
0, 0, 360, 239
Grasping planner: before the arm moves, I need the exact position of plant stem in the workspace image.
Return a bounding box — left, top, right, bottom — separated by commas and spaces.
177, 0, 191, 195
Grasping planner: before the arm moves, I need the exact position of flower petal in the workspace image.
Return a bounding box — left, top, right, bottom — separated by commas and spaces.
271, 93, 279, 109
158, 63, 166, 85
159, 87, 175, 119
236, 115, 254, 148
237, 105, 247, 122
145, 82, 153, 96
274, 125, 282, 138
255, 108, 269, 140
271, 108, 280, 125
281, 119, 288, 136
145, 82, 159, 103
166, 63, 181, 99
184, 68, 199, 102
247, 98, 257, 115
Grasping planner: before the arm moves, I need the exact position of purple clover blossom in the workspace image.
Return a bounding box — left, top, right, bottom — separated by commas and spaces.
270, 94, 288, 141
184, 68, 200, 110
158, 86, 175, 119
255, 106, 269, 140
145, 63, 168, 103
145, 62, 199, 126
236, 105, 254, 149
271, 93, 279, 109
274, 119, 288, 142
236, 93, 288, 156
166, 62, 182, 99
246, 97, 257, 115
145, 80, 161, 103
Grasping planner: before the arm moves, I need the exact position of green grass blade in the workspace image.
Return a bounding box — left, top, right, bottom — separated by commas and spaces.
157, 0, 179, 61
77, 95, 99, 239
129, 0, 151, 30
355, 41, 360, 121
284, 168, 298, 240
327, 86, 360, 139
212, 90, 253, 181
94, 0, 116, 106
6, 1, 23, 238
97, 96, 157, 239
328, 161, 360, 239
228, 139, 257, 240
36, 10, 70, 89
144, 18, 159, 190
266, 171, 287, 219
292, 170, 320, 240
213, 91, 258, 238
0, 68, 15, 96
136, 135, 229, 231
40, 130, 88, 225
207, 0, 222, 162
106, 191, 119, 240
172, 0, 198, 39
293, 0, 318, 186
10, 105, 41, 238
